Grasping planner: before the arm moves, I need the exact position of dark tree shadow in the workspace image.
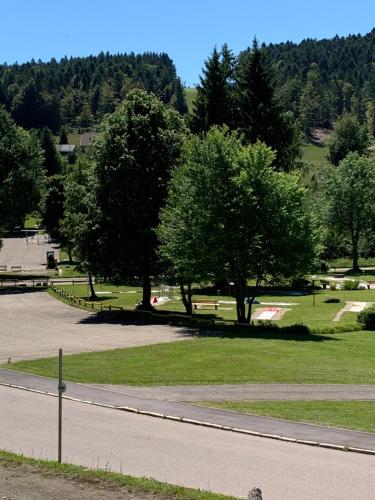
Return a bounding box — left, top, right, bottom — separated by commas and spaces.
78, 310, 339, 342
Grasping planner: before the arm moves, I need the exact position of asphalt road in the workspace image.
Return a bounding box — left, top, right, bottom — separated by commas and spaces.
0, 236, 59, 271
1, 386, 375, 500
0, 290, 190, 363
2, 369, 375, 452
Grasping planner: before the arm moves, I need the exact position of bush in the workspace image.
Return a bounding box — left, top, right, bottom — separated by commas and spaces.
281, 323, 310, 335
330, 282, 337, 291
344, 279, 360, 290
358, 306, 375, 330
324, 296, 340, 303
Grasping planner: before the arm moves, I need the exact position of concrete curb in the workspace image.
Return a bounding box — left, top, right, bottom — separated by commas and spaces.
2, 381, 375, 457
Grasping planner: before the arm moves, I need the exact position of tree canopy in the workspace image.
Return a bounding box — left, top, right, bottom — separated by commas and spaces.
320, 153, 375, 271
90, 89, 187, 308
327, 113, 369, 165
158, 127, 316, 322
0, 106, 44, 230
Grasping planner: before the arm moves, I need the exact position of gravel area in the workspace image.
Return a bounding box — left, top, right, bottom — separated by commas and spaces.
0, 463, 157, 499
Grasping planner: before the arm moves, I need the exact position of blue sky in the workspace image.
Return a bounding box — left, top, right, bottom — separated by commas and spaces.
2, 1, 375, 86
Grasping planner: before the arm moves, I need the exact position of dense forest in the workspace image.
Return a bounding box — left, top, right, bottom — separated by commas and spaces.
264, 28, 375, 133
0, 52, 187, 132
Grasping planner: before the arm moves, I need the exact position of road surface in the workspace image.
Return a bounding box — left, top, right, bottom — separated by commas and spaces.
1, 386, 375, 500
0, 236, 59, 271
0, 290, 190, 363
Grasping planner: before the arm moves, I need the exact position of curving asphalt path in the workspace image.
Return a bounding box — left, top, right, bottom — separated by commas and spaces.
1, 369, 375, 453
0, 290, 190, 363
2, 385, 375, 500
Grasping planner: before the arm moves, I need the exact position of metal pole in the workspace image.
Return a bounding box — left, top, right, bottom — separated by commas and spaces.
58, 348, 66, 463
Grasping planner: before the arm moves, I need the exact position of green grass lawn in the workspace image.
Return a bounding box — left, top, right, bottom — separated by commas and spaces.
301, 142, 329, 167
328, 258, 375, 268
7, 330, 375, 385
198, 401, 375, 433
50, 283, 375, 331
24, 214, 41, 229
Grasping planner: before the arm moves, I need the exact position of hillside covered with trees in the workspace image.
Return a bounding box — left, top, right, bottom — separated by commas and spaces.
0, 52, 187, 132
264, 29, 375, 133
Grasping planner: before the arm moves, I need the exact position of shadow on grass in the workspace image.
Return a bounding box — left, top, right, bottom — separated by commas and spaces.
78, 309, 339, 343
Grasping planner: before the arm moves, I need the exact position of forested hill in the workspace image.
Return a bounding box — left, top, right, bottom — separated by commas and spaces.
263, 29, 375, 133
0, 52, 187, 132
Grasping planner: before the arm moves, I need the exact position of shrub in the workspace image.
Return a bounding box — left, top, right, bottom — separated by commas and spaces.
358, 306, 375, 330
324, 296, 340, 303
282, 323, 311, 335
344, 280, 360, 290
330, 282, 337, 291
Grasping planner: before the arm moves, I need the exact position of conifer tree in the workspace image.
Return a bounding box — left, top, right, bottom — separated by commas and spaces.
191, 46, 234, 132
234, 39, 301, 171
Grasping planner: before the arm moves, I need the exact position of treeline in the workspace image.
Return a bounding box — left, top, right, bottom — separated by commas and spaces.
0, 52, 187, 132
264, 29, 375, 133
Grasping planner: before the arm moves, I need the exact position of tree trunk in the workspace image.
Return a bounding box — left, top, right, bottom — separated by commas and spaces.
68, 247, 73, 264
88, 273, 97, 300
140, 272, 153, 311
352, 237, 360, 272
180, 282, 193, 315
246, 279, 260, 323
235, 277, 247, 323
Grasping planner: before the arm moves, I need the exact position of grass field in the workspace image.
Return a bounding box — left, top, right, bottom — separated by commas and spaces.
198, 401, 375, 434
24, 214, 41, 229
184, 87, 197, 113
7, 329, 375, 385
50, 283, 374, 331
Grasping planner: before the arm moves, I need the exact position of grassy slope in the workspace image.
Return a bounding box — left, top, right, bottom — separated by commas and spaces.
198, 401, 375, 434
0, 450, 235, 500
7, 330, 375, 385
50, 283, 375, 330
184, 87, 197, 113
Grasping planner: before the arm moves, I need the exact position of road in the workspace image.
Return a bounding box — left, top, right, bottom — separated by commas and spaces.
1, 386, 375, 500
0, 290, 190, 363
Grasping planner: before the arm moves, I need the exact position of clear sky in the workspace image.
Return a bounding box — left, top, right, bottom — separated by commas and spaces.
2, 0, 375, 86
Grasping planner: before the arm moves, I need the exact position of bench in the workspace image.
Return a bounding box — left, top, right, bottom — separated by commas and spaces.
10, 266, 22, 272
0, 265, 7, 272
333, 273, 345, 279
192, 299, 218, 310
367, 280, 375, 290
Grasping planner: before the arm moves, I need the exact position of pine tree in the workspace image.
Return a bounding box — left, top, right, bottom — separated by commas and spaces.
39, 128, 63, 177
191, 46, 234, 132
59, 126, 68, 145
234, 39, 301, 171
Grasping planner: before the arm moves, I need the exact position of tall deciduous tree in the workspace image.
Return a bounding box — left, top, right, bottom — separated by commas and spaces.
93, 89, 186, 309
0, 106, 44, 230
158, 127, 316, 322
327, 113, 369, 165
322, 153, 375, 271
61, 156, 99, 297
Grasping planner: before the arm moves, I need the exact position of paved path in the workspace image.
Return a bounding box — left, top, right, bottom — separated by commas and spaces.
97, 383, 375, 401
2, 369, 375, 453
1, 385, 375, 500
0, 236, 59, 271
0, 291, 190, 363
